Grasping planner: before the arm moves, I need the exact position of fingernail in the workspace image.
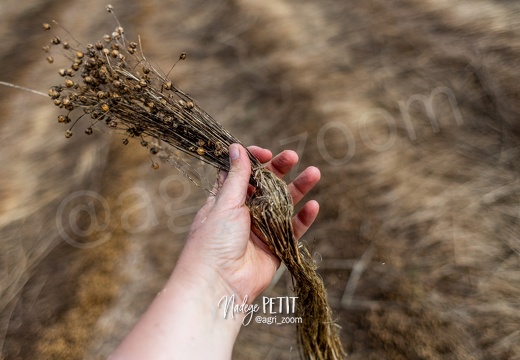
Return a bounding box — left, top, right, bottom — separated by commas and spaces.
229, 144, 239, 161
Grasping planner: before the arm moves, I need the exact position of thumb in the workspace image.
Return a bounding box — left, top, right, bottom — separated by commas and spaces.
217, 144, 251, 208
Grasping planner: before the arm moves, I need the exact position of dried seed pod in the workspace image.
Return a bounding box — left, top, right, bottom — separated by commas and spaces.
85, 127, 93, 135
163, 81, 172, 91
57, 115, 70, 123
48, 88, 60, 99
65, 129, 73, 138
42, 23, 51, 31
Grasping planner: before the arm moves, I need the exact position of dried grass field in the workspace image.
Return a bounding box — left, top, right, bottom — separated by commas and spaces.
1, 0, 520, 359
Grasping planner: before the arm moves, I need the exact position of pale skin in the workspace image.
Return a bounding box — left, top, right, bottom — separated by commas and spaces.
110, 144, 321, 360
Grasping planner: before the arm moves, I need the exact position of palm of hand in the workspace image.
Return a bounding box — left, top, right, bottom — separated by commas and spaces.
184, 145, 321, 301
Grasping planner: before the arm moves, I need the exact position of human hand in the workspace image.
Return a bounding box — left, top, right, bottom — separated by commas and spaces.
111, 144, 321, 360
176, 143, 321, 301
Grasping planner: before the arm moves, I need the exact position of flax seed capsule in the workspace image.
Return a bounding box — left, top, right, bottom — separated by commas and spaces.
58, 115, 70, 123
48, 88, 60, 99
163, 81, 172, 91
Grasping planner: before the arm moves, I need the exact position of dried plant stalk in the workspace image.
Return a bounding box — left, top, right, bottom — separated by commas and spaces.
42, 6, 345, 359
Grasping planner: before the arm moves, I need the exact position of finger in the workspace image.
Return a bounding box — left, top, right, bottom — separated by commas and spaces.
287, 166, 321, 206
217, 144, 251, 208
292, 200, 320, 240
264, 150, 299, 178
247, 146, 272, 164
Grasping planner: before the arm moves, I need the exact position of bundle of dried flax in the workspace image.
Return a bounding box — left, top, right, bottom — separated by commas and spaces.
43, 5, 345, 359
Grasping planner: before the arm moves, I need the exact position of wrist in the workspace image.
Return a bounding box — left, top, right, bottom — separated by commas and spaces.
111, 258, 244, 360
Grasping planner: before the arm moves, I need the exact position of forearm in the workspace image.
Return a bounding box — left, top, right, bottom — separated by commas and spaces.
110, 261, 243, 360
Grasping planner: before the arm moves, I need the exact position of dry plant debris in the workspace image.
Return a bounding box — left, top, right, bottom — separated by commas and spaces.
42, 5, 345, 359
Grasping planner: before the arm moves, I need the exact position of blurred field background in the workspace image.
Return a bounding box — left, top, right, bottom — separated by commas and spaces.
1, 0, 520, 359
